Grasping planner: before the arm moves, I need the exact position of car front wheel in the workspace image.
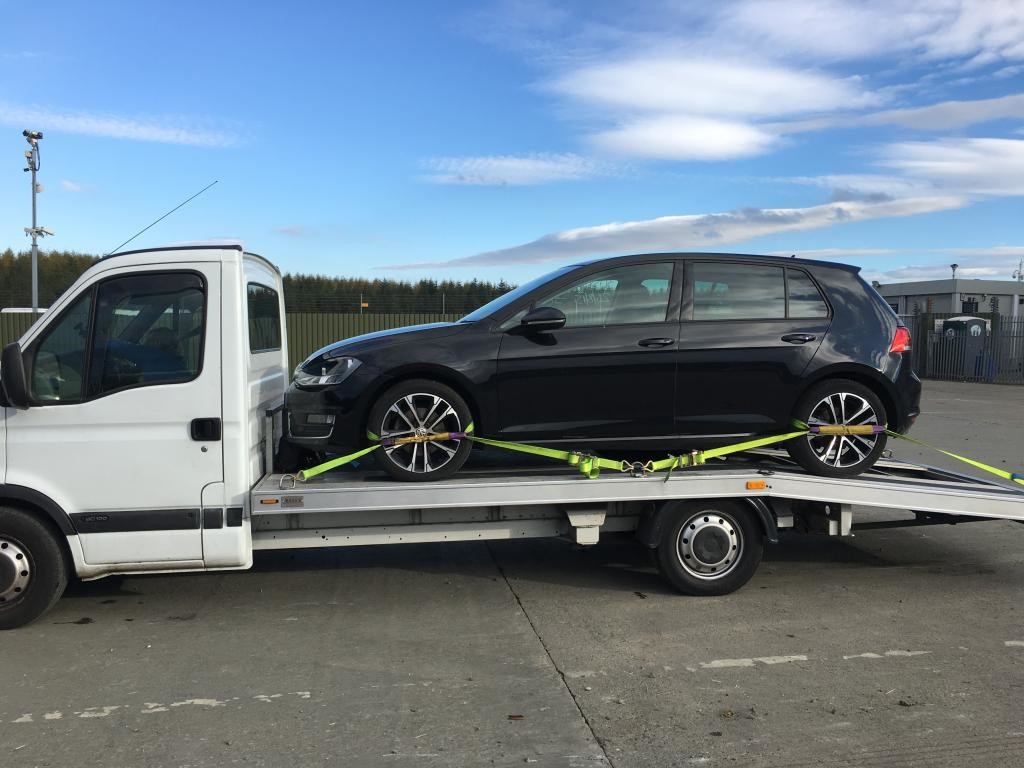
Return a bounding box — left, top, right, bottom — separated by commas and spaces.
786, 378, 887, 478
368, 379, 474, 482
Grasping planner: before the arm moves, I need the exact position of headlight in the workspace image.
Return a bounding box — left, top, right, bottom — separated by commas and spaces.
293, 357, 361, 387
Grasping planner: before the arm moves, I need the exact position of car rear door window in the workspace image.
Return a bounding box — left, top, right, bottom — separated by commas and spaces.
693, 263, 786, 320
786, 269, 829, 317
535, 262, 674, 328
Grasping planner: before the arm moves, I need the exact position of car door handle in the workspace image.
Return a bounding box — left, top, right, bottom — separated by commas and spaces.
190, 417, 222, 441
781, 333, 816, 344
638, 337, 676, 348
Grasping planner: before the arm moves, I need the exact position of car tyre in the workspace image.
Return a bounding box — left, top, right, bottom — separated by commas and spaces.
369, 379, 474, 482
0, 507, 70, 630
655, 500, 764, 596
786, 378, 887, 478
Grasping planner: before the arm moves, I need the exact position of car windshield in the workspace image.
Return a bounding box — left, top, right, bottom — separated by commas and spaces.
458, 265, 575, 323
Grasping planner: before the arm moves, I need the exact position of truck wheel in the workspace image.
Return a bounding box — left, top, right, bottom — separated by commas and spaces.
655, 500, 763, 596
0, 507, 70, 630
369, 379, 474, 482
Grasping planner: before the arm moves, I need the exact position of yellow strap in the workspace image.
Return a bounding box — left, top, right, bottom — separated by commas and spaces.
298, 444, 380, 481
886, 430, 1024, 487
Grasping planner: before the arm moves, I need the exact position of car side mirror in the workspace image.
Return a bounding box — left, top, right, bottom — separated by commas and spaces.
520, 306, 566, 332
1, 342, 30, 410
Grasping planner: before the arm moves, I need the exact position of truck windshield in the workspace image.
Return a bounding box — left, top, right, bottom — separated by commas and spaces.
458, 265, 574, 323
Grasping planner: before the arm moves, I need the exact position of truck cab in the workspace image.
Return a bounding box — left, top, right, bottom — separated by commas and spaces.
0, 244, 288, 612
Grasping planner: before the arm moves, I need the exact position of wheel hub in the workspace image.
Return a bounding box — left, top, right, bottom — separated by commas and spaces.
676, 513, 741, 580
0, 537, 31, 603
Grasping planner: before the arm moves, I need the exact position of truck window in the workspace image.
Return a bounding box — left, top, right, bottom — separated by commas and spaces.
248, 283, 281, 353
30, 290, 94, 402
86, 272, 206, 398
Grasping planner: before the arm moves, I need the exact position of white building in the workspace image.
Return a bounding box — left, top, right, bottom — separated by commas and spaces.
877, 279, 1023, 318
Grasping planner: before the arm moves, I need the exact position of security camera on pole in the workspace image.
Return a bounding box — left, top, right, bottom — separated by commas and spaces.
23, 129, 52, 314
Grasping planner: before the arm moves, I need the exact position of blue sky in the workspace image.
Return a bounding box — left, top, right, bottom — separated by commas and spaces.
1, 0, 1023, 286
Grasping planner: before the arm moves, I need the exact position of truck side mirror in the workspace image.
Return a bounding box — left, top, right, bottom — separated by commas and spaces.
1, 342, 30, 410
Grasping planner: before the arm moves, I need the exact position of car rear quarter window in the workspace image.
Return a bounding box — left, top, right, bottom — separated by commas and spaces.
693, 263, 785, 320
786, 269, 829, 317
248, 283, 282, 353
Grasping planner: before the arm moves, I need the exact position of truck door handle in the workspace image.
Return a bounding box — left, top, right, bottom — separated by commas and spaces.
190, 417, 222, 441
781, 334, 816, 344
638, 337, 676, 348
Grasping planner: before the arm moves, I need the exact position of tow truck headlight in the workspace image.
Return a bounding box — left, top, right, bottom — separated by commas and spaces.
293, 357, 361, 387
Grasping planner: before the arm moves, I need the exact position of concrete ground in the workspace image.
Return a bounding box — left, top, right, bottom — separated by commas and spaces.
2, 380, 1023, 767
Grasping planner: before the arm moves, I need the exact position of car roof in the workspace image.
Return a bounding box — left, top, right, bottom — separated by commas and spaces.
569, 252, 861, 273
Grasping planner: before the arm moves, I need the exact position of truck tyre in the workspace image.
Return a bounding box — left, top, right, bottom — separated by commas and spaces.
369, 379, 474, 482
787, 378, 887, 478
0, 506, 70, 630
655, 500, 763, 596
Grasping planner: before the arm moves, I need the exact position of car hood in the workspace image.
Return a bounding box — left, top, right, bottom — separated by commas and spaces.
298, 322, 470, 370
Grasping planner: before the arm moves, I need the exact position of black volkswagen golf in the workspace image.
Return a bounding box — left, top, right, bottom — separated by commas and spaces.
285, 253, 921, 481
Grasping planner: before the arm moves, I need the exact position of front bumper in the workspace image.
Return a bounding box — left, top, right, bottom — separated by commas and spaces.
285, 368, 382, 452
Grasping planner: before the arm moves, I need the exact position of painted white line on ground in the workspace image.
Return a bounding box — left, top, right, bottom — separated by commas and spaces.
2, 691, 313, 724
700, 655, 807, 669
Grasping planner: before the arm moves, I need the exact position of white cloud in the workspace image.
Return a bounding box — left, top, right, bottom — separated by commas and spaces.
773, 92, 1024, 134
420, 153, 609, 185
881, 137, 1024, 195
388, 195, 965, 268
592, 116, 776, 161
60, 179, 87, 193
549, 56, 879, 117
788, 174, 933, 201
719, 0, 1024, 63
767, 247, 899, 259
275, 225, 311, 237
0, 101, 240, 147
543, 55, 881, 161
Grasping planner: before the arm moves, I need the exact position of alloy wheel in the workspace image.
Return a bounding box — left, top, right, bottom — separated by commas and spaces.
379, 392, 463, 474
805, 391, 880, 469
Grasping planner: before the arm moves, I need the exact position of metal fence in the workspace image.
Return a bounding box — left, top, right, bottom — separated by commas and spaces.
0, 311, 458, 375
284, 312, 458, 371
901, 313, 1024, 384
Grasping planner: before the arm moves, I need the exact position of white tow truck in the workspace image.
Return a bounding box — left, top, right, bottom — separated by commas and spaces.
1, 243, 1022, 629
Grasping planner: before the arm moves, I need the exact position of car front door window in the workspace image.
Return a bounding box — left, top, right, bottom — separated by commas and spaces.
534, 263, 674, 327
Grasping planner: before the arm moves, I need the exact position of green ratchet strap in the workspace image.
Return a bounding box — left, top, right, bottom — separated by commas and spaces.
293, 418, 1023, 488
792, 418, 1024, 488
882, 429, 1024, 487
469, 435, 623, 479
297, 444, 380, 481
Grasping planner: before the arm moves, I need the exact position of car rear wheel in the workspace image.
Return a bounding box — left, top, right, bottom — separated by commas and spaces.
369, 379, 474, 482
786, 378, 887, 478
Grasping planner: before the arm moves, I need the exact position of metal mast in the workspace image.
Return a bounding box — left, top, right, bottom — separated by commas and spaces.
22, 129, 51, 313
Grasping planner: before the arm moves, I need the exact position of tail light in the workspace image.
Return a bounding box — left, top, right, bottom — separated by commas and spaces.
889, 326, 912, 354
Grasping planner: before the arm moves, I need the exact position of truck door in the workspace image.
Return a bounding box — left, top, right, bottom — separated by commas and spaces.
6, 265, 222, 565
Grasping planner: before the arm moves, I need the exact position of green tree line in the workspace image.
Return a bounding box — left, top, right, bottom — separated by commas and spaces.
0, 249, 514, 313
